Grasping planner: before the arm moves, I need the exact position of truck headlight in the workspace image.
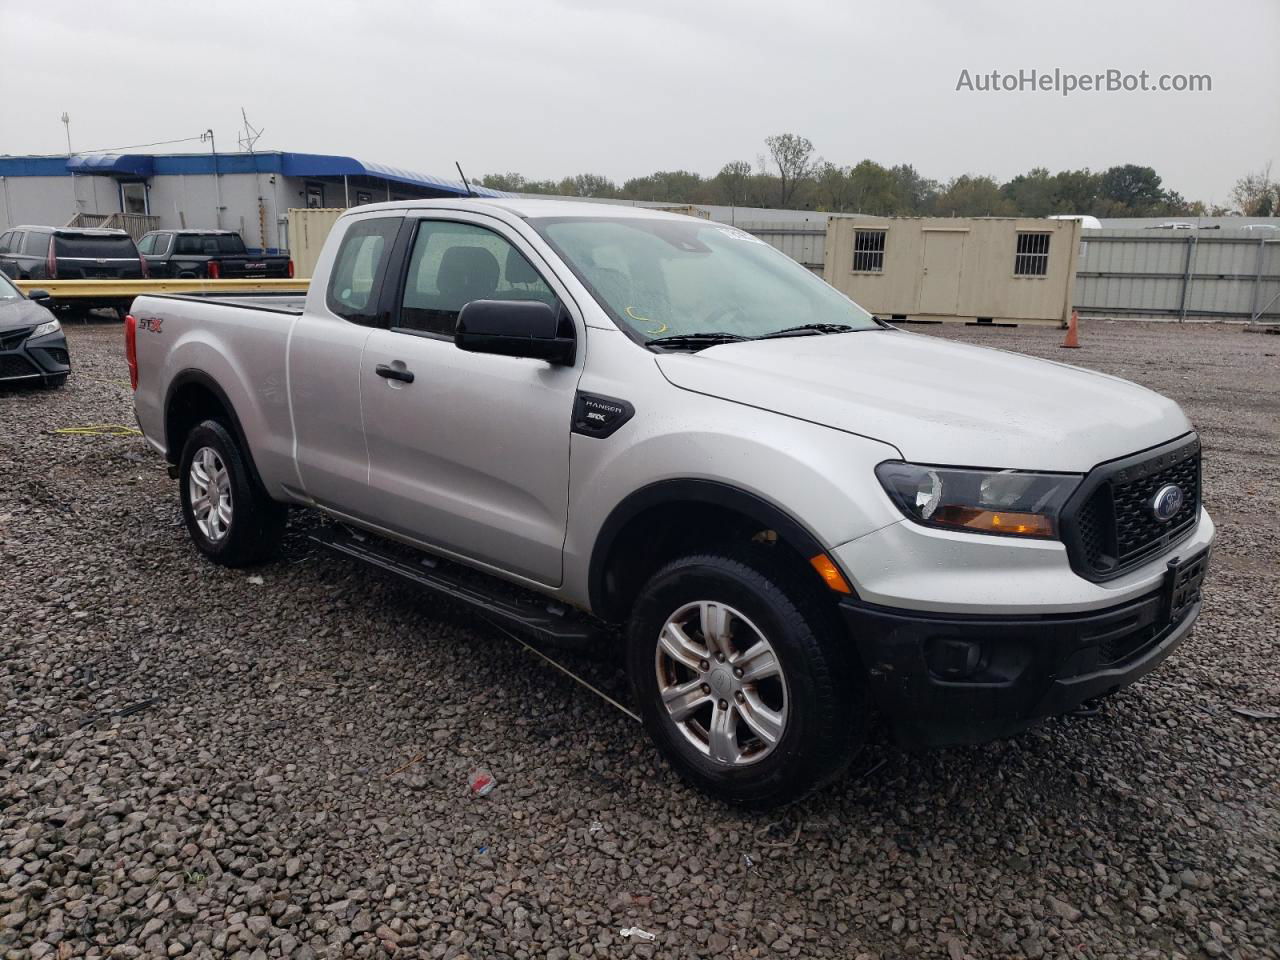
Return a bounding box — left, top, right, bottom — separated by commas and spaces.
30, 318, 61, 339
875, 462, 1081, 539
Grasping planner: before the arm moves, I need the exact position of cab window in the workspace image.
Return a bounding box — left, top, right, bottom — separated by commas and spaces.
325, 218, 401, 325
397, 220, 557, 337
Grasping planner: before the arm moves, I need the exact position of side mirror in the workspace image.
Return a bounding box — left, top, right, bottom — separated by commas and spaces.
26, 289, 52, 303
455, 300, 575, 365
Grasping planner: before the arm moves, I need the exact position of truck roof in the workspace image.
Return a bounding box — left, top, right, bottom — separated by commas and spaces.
343, 197, 698, 222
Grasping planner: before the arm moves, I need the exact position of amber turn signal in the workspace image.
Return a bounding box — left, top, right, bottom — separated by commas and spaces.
809, 554, 853, 594
931, 506, 1055, 538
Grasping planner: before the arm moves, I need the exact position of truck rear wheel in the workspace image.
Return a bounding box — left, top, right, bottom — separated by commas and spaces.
178, 419, 285, 567
626, 549, 867, 808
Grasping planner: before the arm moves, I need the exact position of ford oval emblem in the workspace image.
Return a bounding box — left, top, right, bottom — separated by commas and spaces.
1151, 484, 1185, 522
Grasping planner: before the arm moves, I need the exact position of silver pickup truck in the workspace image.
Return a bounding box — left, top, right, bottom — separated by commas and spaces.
129, 199, 1213, 807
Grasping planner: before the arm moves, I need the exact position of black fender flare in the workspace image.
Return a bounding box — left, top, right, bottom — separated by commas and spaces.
163, 369, 267, 493
587, 479, 830, 619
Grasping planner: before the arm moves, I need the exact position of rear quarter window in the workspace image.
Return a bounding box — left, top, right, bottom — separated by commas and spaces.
55, 234, 139, 259
326, 217, 402, 325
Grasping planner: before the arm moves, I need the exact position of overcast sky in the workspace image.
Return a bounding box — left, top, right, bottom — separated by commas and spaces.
4, 0, 1277, 206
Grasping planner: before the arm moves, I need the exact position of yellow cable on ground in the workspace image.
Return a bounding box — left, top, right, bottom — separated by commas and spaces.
52, 424, 143, 437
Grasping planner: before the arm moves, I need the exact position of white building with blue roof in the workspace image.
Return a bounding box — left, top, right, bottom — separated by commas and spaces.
0, 152, 507, 253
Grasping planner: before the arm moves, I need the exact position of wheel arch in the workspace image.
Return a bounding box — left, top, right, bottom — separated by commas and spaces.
163, 369, 269, 493
587, 479, 837, 622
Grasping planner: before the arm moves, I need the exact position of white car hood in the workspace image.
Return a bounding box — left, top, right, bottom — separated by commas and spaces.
655, 329, 1192, 472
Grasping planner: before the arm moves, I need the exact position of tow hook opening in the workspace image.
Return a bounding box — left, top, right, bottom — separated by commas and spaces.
1068, 697, 1104, 717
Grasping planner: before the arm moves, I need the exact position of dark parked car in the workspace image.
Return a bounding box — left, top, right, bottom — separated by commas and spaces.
0, 225, 145, 317
0, 273, 70, 389
137, 230, 293, 279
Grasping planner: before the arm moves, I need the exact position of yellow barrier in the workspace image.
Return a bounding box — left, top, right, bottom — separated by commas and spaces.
13, 278, 310, 298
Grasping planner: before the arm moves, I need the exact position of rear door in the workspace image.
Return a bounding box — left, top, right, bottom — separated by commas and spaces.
356, 213, 582, 585
287, 214, 402, 509
0, 232, 18, 278
20, 231, 48, 278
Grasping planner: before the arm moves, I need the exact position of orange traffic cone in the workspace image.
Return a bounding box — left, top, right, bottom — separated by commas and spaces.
1061, 310, 1080, 349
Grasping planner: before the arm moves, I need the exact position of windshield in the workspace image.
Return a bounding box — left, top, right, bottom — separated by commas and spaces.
530, 216, 878, 342
0, 273, 20, 302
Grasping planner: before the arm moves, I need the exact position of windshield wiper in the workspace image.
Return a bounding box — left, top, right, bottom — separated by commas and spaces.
647, 332, 750, 350
754, 323, 857, 340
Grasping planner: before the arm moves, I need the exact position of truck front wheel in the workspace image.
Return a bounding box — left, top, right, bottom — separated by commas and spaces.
178, 419, 285, 567
626, 549, 867, 808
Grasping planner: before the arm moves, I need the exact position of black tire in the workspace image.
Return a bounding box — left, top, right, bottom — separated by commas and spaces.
178, 419, 285, 567
42, 375, 68, 389
626, 548, 867, 809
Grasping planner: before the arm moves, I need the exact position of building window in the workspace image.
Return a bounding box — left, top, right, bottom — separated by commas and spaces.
1014, 232, 1051, 277
852, 229, 886, 273
120, 182, 148, 215
305, 182, 325, 209
355, 190, 373, 206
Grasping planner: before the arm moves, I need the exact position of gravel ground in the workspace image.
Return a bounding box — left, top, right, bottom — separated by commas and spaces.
1, 319, 1277, 960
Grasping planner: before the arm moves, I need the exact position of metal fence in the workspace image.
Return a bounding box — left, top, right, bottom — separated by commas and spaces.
64, 212, 160, 242
1074, 231, 1280, 322
739, 222, 827, 274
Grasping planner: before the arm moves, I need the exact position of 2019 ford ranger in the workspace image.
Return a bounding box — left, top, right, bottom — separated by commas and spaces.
128, 199, 1213, 808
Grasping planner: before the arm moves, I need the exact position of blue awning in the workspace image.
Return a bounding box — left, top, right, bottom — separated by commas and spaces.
278, 154, 508, 197
66, 154, 155, 178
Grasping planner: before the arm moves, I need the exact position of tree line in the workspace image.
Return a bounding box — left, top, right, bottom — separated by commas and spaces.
481, 135, 1279, 219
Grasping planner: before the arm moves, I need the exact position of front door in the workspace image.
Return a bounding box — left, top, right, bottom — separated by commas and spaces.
358, 214, 582, 586
918, 229, 966, 316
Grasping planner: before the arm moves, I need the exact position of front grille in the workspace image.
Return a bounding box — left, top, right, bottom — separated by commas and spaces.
0, 327, 31, 351
0, 354, 40, 379
1065, 436, 1201, 581
1113, 454, 1199, 563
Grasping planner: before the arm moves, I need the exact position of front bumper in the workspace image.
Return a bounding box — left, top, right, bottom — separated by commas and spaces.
841, 548, 1209, 747
0, 328, 71, 383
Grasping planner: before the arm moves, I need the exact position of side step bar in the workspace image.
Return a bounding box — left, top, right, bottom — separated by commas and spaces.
307, 524, 610, 652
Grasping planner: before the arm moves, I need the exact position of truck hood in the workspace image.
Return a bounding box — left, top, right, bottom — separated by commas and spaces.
655, 329, 1192, 472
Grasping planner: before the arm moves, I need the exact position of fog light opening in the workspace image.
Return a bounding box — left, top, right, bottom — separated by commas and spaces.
926, 637, 985, 681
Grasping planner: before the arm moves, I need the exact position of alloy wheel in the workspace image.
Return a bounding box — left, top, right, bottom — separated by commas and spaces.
654, 600, 789, 766
188, 446, 233, 542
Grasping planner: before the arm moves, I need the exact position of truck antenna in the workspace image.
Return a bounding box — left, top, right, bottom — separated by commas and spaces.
455, 162, 475, 198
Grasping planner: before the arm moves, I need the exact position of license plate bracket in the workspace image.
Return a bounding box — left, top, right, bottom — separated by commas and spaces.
1164, 548, 1209, 625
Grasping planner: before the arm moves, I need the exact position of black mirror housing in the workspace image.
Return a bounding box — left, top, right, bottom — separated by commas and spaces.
26, 289, 52, 303
455, 299, 575, 365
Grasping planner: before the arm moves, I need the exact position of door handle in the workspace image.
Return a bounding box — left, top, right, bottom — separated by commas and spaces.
375, 363, 415, 384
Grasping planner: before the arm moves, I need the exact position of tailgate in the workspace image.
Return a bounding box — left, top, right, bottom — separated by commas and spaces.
60, 259, 144, 279
219, 256, 290, 278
